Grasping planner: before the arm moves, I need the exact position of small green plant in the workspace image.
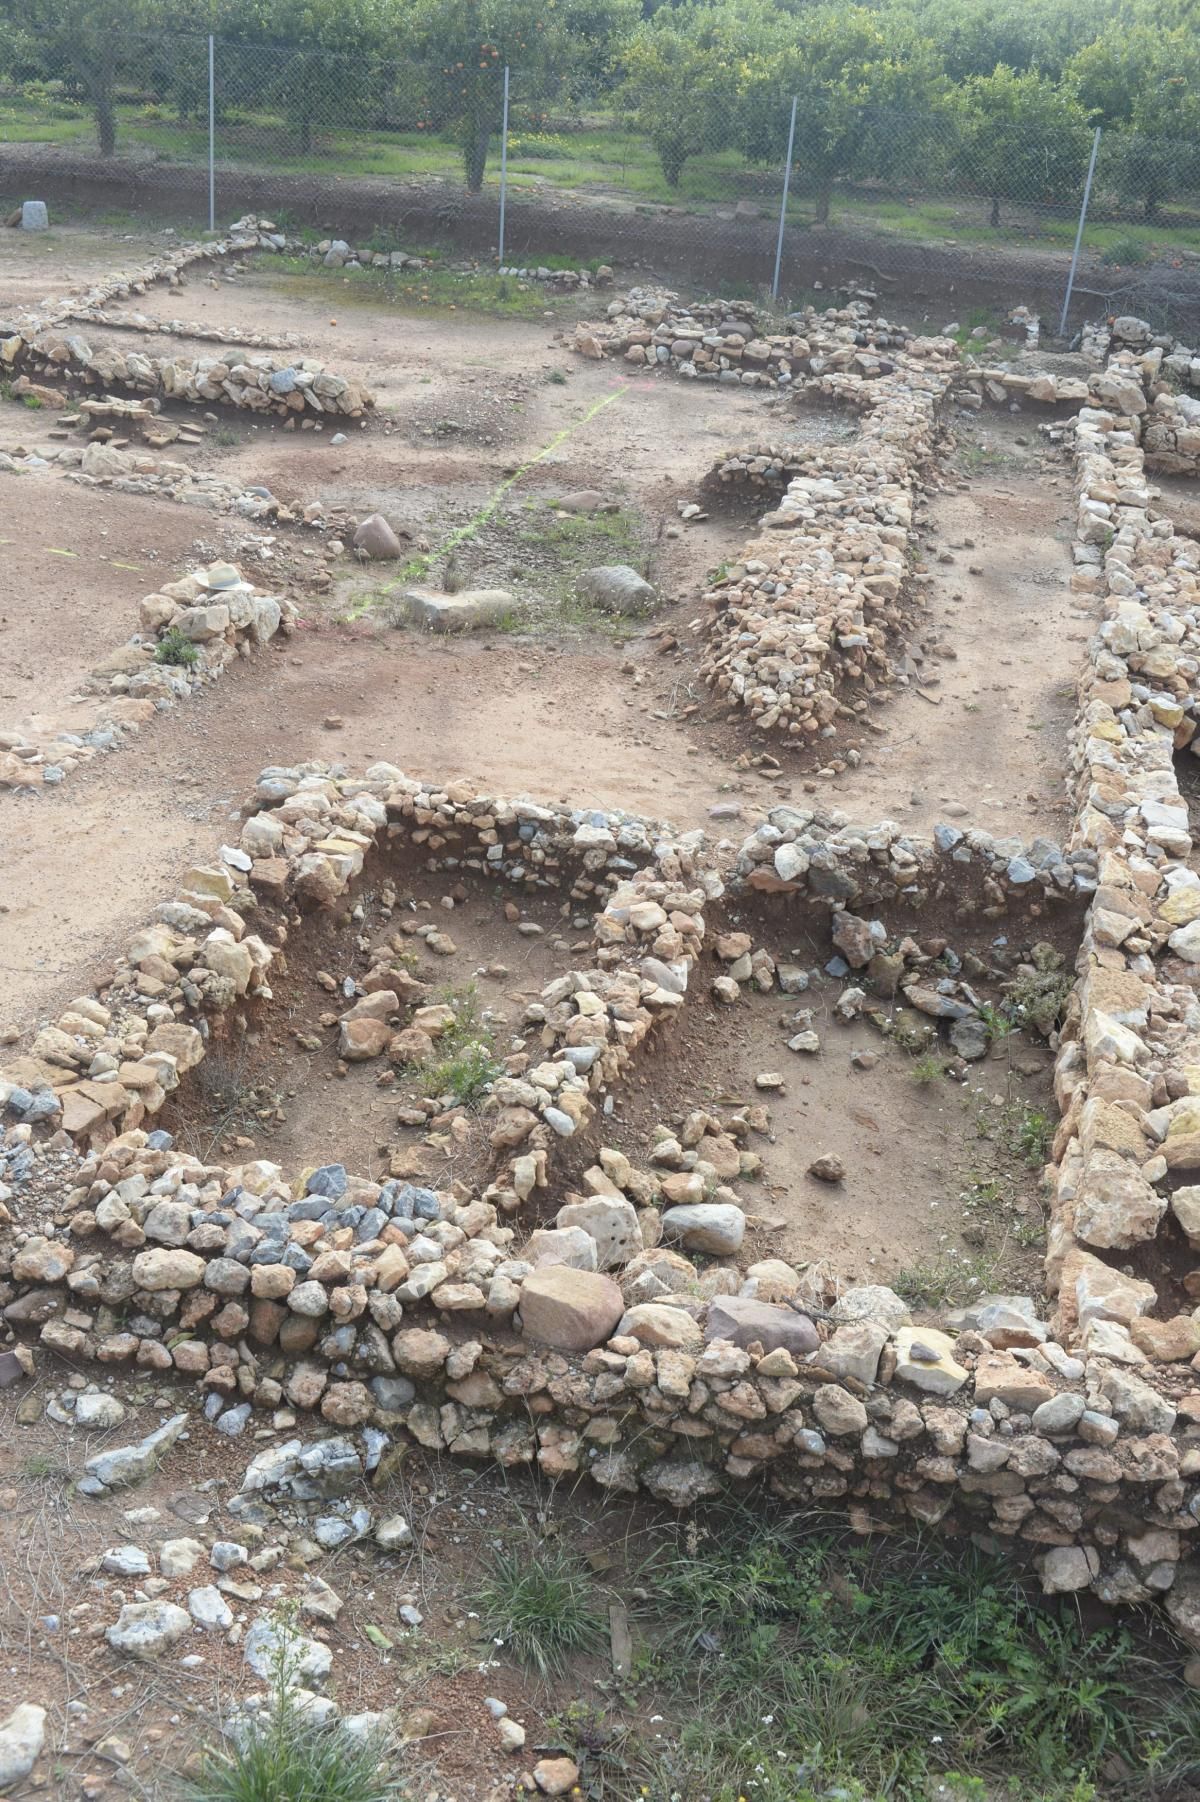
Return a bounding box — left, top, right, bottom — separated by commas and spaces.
1002, 946, 1071, 1038
22, 392, 43, 409
189, 1611, 402, 1801
893, 1248, 1002, 1308
20, 1452, 60, 1479
479, 1542, 607, 1679
422, 1038, 500, 1104
212, 422, 240, 448
1017, 1105, 1053, 1166
910, 1052, 946, 1085
155, 627, 200, 668
976, 1001, 1013, 1045
546, 366, 568, 384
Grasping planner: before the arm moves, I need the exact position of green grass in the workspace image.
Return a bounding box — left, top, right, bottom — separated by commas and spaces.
910, 1052, 947, 1085
188, 1629, 404, 1802
892, 1247, 1004, 1307
8, 91, 1200, 265
576, 1506, 1200, 1801
268, 256, 580, 321
155, 626, 200, 668
478, 1542, 608, 1679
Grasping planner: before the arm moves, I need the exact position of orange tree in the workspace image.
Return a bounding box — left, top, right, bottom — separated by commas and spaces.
406, 0, 637, 190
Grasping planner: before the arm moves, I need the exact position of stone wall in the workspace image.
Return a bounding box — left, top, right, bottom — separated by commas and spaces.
5, 759, 1200, 1624
0, 219, 373, 421
1045, 401, 1200, 1368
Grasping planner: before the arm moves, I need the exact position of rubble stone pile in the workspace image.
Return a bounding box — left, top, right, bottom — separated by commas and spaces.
696, 330, 959, 740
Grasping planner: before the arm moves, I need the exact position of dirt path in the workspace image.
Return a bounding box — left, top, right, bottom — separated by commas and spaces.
817, 417, 1081, 838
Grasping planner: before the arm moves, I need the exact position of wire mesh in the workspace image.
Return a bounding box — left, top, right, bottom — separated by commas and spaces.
2, 26, 1200, 337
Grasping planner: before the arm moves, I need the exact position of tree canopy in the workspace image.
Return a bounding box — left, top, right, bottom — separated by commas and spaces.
4, 0, 1198, 225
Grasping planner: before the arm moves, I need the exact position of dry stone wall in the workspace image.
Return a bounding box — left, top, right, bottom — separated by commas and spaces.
4, 761, 1200, 1623
571, 295, 960, 744
9, 286, 1200, 1625
0, 219, 373, 421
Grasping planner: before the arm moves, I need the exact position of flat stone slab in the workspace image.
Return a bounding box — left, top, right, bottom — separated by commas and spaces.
401, 586, 515, 633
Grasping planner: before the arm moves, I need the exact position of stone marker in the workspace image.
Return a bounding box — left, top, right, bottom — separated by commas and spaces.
401, 586, 514, 633
20, 201, 49, 231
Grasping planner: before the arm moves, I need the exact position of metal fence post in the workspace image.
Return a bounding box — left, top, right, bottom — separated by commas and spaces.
771, 95, 798, 303
498, 65, 510, 266
1059, 125, 1101, 339
207, 34, 215, 232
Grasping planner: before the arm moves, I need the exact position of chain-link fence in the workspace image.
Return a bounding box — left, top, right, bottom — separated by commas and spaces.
4, 26, 1200, 337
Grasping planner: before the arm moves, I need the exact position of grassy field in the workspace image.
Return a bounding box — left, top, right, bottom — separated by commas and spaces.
6, 89, 1200, 267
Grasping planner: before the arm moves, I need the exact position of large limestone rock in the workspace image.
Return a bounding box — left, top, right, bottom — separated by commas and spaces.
577, 564, 656, 616
401, 586, 514, 633
556, 1197, 642, 1269
893, 1327, 967, 1396
660, 1202, 745, 1255
353, 513, 403, 559
617, 1302, 703, 1349
83, 1414, 188, 1490
518, 1266, 624, 1352
1072, 1151, 1166, 1249
131, 1248, 206, 1290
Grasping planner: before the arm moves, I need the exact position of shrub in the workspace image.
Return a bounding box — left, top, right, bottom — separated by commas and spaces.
155, 627, 200, 668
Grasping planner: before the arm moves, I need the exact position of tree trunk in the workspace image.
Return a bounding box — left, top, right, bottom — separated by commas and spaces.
990, 193, 1000, 227
1144, 182, 1160, 221
94, 51, 116, 157
659, 138, 686, 188
815, 178, 833, 226
301, 112, 313, 153
465, 116, 491, 192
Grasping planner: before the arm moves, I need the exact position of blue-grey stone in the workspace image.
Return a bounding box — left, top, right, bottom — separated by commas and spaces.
825, 955, 850, 978
145, 1129, 174, 1151
249, 1241, 288, 1264
370, 1375, 415, 1411
356, 1208, 387, 1241
280, 1243, 313, 1274
1006, 856, 1036, 885
215, 1403, 252, 1437
307, 1164, 348, 1201
287, 1198, 330, 1222
934, 824, 963, 852
384, 1182, 440, 1221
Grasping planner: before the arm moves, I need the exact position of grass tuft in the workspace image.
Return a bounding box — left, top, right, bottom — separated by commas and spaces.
478, 1543, 607, 1679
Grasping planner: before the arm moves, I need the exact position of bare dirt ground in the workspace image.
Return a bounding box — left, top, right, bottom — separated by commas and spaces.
161, 854, 575, 1189
592, 924, 1056, 1303
824, 411, 1081, 838
0, 1372, 648, 1802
